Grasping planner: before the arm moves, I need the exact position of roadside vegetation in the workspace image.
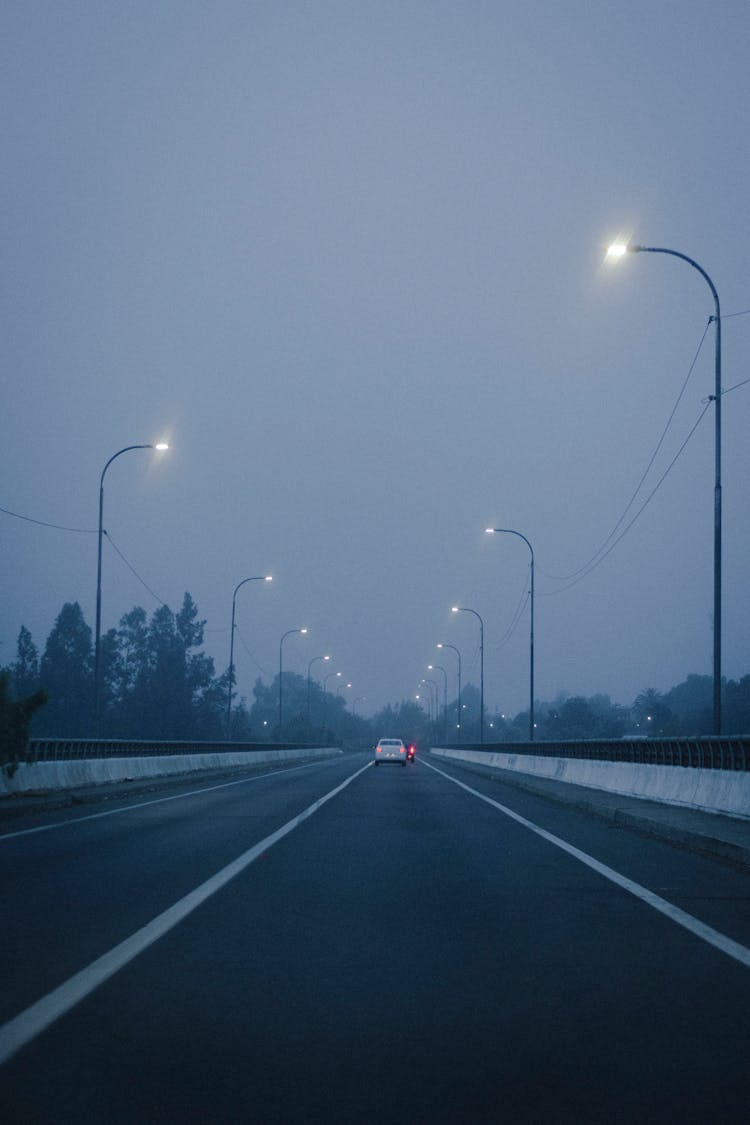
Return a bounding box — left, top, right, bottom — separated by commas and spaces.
1, 597, 748, 773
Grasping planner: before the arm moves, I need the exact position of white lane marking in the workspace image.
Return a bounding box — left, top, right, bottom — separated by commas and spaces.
423, 757, 750, 971
0, 756, 346, 842
0, 761, 372, 1066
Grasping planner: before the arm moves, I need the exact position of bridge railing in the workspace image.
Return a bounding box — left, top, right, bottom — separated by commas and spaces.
24, 739, 326, 762
437, 738, 750, 771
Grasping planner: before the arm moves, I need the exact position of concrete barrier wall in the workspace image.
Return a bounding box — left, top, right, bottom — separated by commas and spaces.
0, 747, 342, 796
430, 748, 750, 819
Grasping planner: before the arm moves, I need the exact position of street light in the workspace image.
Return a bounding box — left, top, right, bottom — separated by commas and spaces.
451, 606, 484, 743
428, 663, 448, 738
227, 575, 273, 737
279, 627, 308, 730
307, 654, 330, 731
486, 528, 535, 740
421, 678, 439, 723
437, 642, 462, 738
94, 442, 169, 733
324, 669, 342, 690
607, 241, 722, 733
322, 669, 342, 735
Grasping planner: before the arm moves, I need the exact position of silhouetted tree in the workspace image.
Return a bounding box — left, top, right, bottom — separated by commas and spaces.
37, 602, 93, 736
664, 674, 712, 735
724, 676, 750, 735
10, 626, 40, 701
633, 688, 677, 736
0, 671, 47, 776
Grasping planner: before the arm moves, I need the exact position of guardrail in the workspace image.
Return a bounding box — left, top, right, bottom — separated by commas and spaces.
439, 738, 750, 771
25, 739, 329, 762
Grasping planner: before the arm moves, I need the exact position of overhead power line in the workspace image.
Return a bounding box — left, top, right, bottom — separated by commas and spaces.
0, 504, 96, 534
235, 625, 270, 678
103, 531, 169, 608
540, 400, 711, 597
540, 318, 711, 585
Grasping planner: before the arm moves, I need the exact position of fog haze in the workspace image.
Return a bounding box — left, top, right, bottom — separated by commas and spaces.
3, 1, 748, 719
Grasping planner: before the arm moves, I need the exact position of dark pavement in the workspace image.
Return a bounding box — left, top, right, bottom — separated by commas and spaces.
2, 751, 748, 1123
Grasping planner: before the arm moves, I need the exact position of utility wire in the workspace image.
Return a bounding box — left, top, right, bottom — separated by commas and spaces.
540, 318, 711, 583
540, 400, 711, 597
720, 376, 750, 397
103, 531, 169, 608
492, 569, 531, 649
497, 590, 531, 648
0, 505, 96, 534
235, 625, 270, 678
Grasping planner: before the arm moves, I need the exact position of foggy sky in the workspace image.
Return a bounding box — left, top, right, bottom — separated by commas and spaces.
2, 1, 749, 719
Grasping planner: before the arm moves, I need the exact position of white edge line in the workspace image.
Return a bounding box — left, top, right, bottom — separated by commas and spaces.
0, 756, 343, 842
422, 757, 750, 971
0, 760, 372, 1066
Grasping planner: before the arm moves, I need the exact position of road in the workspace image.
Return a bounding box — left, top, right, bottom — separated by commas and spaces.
1, 751, 749, 1123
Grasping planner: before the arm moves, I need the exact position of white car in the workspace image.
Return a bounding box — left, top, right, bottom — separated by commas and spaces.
374, 738, 407, 766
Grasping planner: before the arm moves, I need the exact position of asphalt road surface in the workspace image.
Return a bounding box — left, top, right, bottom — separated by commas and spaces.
2, 751, 749, 1124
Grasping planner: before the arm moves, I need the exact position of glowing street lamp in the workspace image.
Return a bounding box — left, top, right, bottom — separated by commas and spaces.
421, 678, 439, 723
307, 654, 330, 731
452, 605, 484, 743
227, 575, 273, 736
94, 442, 169, 733
322, 669, 342, 734
606, 240, 723, 732
486, 527, 535, 740
279, 627, 308, 729
428, 663, 448, 738
437, 642, 462, 737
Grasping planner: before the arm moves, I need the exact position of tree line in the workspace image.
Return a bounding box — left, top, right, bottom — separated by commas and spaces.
1, 597, 749, 768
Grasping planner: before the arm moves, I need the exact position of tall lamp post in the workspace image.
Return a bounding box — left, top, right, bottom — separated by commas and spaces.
227, 575, 273, 736
323, 669, 342, 733
95, 442, 169, 733
486, 528, 535, 740
437, 642, 462, 738
307, 654, 330, 732
451, 606, 484, 743
428, 664, 448, 739
422, 678, 439, 725
279, 627, 308, 730
607, 241, 722, 733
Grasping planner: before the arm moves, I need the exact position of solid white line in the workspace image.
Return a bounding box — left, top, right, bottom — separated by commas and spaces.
0, 760, 372, 1065
0, 756, 344, 842
422, 757, 750, 971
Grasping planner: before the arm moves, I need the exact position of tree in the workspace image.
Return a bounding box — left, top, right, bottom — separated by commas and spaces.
37, 602, 93, 736
0, 671, 47, 776
633, 689, 677, 737
724, 676, 750, 735
11, 626, 40, 701
106, 607, 150, 735
371, 699, 431, 747
134, 594, 218, 739
664, 675, 712, 735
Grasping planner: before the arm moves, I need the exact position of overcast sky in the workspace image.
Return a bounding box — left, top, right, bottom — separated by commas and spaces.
2, 1, 748, 719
